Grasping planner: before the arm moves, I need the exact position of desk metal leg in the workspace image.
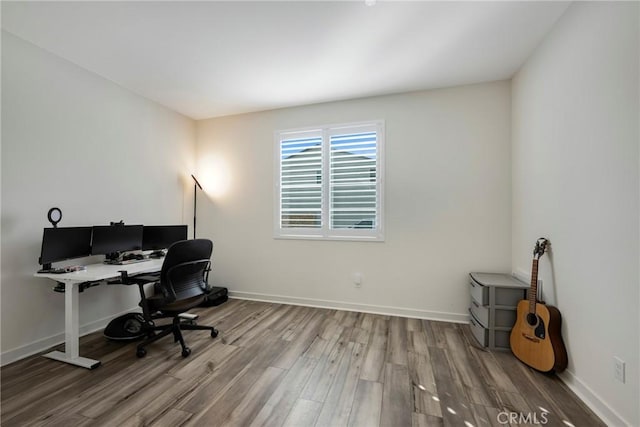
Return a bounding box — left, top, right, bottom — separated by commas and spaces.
43, 281, 101, 369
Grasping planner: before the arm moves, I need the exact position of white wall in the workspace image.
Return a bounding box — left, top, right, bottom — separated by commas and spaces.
196, 81, 512, 321
511, 3, 639, 426
0, 31, 196, 363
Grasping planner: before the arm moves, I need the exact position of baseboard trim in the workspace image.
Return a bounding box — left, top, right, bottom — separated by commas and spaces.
228, 290, 469, 323
558, 369, 630, 427
0, 307, 139, 367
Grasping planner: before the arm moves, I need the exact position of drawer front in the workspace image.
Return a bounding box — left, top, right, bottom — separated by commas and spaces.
469, 311, 488, 347
470, 299, 489, 327
469, 311, 513, 350
494, 308, 518, 328
495, 287, 527, 307
469, 280, 488, 305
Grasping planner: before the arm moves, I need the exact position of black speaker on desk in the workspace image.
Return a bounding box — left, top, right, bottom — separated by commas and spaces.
200, 286, 228, 307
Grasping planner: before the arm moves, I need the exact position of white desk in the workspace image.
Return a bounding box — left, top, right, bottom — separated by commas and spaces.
34, 258, 164, 369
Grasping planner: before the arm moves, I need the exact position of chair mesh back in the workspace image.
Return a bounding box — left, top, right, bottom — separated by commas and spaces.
160, 239, 213, 302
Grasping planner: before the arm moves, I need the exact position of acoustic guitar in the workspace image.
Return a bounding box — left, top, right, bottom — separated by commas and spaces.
510, 238, 567, 373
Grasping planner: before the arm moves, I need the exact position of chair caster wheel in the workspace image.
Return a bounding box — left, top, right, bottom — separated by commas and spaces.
211, 329, 219, 338
136, 348, 147, 358
182, 347, 191, 357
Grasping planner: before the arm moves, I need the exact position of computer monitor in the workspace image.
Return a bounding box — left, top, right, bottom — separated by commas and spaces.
39, 227, 93, 271
91, 225, 143, 260
142, 225, 188, 250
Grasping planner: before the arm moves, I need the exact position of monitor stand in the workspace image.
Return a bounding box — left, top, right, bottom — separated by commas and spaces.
38, 263, 53, 273
103, 252, 122, 265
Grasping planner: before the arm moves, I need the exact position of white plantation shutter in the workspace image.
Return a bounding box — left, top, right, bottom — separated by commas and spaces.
329, 126, 378, 230
279, 132, 323, 231
276, 121, 384, 241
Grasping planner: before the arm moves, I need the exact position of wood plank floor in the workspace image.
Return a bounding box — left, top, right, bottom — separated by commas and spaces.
1, 299, 604, 427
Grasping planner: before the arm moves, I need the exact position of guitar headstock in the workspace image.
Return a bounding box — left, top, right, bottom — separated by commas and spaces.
533, 237, 549, 259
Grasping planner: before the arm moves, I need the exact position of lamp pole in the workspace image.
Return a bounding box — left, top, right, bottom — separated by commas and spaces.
191, 174, 203, 239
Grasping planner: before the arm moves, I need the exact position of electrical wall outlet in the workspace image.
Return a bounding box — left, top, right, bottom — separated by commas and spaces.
614, 357, 625, 383
352, 272, 362, 288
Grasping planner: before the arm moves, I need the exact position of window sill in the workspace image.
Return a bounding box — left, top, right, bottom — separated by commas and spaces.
274, 233, 385, 243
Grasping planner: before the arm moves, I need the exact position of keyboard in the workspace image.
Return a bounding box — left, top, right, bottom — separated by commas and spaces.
104, 258, 151, 266
148, 250, 166, 258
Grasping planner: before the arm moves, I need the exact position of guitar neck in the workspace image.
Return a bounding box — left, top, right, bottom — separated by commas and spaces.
528, 259, 539, 313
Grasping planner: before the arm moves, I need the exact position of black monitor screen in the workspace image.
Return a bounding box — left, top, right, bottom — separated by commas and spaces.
39, 227, 93, 266
142, 225, 188, 250
91, 225, 143, 256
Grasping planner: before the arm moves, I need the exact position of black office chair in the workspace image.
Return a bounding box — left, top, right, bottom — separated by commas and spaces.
134, 238, 218, 358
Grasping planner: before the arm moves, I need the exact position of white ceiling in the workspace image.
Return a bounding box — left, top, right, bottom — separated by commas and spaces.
2, 1, 569, 120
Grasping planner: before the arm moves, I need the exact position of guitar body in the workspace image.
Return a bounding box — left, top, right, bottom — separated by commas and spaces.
510, 300, 567, 373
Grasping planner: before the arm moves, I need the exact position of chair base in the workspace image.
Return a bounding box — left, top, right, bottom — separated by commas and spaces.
136, 316, 218, 358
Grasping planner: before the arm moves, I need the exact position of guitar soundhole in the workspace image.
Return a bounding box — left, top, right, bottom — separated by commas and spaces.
526, 313, 537, 326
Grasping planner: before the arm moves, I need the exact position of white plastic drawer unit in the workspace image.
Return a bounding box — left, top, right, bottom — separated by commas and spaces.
468, 272, 528, 350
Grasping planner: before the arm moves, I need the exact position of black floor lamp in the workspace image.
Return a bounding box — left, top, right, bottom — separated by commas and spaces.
191, 174, 203, 239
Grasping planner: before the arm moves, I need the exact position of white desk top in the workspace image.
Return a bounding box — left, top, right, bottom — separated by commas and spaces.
34, 258, 164, 283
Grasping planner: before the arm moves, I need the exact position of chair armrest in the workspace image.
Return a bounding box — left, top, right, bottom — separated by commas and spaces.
131, 273, 161, 283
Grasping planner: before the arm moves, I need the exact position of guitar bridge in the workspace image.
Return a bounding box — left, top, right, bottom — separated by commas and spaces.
522, 333, 540, 343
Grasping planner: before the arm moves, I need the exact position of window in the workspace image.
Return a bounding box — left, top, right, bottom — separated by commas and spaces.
275, 121, 384, 241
